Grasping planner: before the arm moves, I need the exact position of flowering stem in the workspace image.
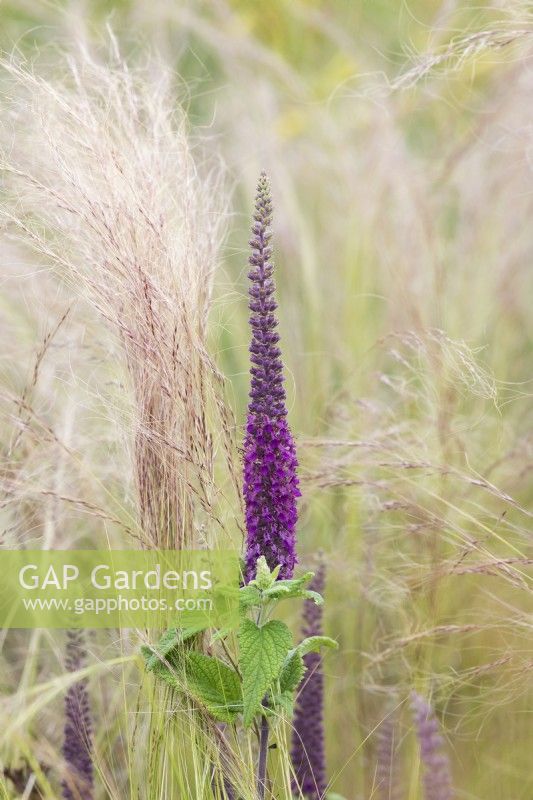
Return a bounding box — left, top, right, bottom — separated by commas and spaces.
243, 172, 300, 582
62, 629, 93, 800
291, 564, 327, 799
411, 692, 454, 800
257, 712, 270, 800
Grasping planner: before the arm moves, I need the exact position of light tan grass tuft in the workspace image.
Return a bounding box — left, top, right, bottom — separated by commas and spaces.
0, 46, 241, 550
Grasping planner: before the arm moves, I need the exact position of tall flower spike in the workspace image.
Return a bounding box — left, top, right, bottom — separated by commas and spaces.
243, 172, 300, 582
291, 564, 327, 799
375, 710, 402, 800
62, 630, 94, 800
411, 693, 454, 800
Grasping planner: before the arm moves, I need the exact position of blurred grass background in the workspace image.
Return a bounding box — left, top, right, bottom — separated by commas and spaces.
0, 1, 532, 799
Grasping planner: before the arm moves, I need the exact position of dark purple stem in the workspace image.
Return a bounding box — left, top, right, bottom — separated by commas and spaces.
257, 712, 270, 800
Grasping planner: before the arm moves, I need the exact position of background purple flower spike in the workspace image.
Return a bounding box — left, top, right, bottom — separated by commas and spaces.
62, 630, 94, 800
243, 172, 300, 582
411, 692, 454, 800
375, 708, 402, 800
291, 564, 327, 799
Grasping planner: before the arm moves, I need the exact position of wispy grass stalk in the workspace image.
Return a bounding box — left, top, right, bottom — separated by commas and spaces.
0, 44, 241, 800
0, 46, 239, 551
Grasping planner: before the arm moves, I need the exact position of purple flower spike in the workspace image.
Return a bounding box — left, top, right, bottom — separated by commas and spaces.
411, 693, 454, 800
243, 172, 300, 582
62, 630, 94, 800
375, 711, 402, 800
291, 564, 327, 799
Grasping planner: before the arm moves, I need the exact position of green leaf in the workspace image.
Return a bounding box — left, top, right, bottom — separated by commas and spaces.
184, 653, 242, 724
239, 618, 293, 726
296, 636, 338, 657
248, 557, 281, 591
254, 556, 274, 589
261, 571, 316, 600
209, 626, 233, 644
270, 690, 294, 717
271, 572, 315, 591
291, 795, 346, 800
142, 629, 180, 670
279, 650, 306, 694
240, 567, 320, 608
263, 586, 323, 605
147, 660, 180, 687
268, 638, 336, 695
291, 792, 346, 800
142, 624, 204, 672
239, 584, 262, 611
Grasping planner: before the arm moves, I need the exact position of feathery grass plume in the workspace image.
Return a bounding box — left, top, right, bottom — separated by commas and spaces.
243, 172, 300, 581
0, 48, 239, 550
291, 563, 326, 799
411, 693, 454, 800
62, 630, 93, 800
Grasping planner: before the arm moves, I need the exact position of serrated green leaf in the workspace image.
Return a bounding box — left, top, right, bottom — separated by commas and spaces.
261, 570, 315, 596
239, 618, 293, 725
279, 650, 306, 694
270, 690, 294, 717
184, 653, 242, 723
142, 629, 180, 671
263, 585, 323, 605
141, 644, 153, 661
239, 584, 262, 611
276, 572, 315, 589
209, 626, 233, 644
280, 652, 303, 691
296, 636, 338, 657
143, 651, 181, 686
302, 590, 323, 604
142, 624, 204, 672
